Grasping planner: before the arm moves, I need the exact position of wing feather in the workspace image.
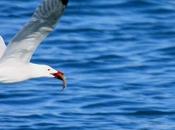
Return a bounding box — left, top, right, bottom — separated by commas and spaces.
0, 36, 6, 58
1, 0, 68, 62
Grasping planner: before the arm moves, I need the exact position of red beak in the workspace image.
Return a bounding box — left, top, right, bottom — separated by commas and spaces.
52, 71, 67, 90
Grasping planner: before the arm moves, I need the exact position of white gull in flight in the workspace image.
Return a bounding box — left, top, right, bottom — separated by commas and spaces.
0, 0, 68, 89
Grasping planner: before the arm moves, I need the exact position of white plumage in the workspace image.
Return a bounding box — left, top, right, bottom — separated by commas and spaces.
0, 0, 68, 89
0, 36, 6, 58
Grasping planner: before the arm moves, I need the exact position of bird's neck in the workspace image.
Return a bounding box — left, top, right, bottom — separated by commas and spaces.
30, 63, 50, 78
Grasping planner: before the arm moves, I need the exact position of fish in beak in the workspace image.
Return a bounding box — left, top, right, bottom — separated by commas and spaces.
52, 71, 66, 90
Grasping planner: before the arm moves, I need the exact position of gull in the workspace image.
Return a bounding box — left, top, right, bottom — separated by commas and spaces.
0, 0, 68, 89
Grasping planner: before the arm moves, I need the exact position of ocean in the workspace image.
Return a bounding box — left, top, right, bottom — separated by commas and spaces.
0, 0, 175, 130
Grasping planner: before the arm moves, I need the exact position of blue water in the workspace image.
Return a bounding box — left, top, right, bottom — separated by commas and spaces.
0, 0, 175, 130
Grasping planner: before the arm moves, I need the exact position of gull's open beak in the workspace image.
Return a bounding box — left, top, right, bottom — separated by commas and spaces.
52, 71, 67, 90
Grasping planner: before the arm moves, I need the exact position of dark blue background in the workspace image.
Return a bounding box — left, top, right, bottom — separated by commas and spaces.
0, 0, 175, 130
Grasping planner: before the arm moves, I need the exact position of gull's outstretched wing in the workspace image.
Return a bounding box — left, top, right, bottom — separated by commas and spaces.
1, 0, 68, 63
0, 35, 6, 58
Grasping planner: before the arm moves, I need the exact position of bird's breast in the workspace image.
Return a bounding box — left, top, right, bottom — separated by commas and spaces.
0, 63, 31, 83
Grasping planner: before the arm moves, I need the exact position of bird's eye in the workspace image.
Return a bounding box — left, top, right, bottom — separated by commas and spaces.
48, 69, 50, 71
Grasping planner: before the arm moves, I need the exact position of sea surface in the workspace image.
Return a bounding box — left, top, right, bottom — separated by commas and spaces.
0, 0, 175, 130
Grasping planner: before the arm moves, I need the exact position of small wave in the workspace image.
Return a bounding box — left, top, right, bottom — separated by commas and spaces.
128, 110, 175, 116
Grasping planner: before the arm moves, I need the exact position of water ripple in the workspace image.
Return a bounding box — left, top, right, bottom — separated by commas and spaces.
0, 0, 175, 130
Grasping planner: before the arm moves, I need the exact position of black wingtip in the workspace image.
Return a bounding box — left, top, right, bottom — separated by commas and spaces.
61, 0, 68, 6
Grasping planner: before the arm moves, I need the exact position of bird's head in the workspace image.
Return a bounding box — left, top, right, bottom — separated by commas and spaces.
32, 64, 66, 90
